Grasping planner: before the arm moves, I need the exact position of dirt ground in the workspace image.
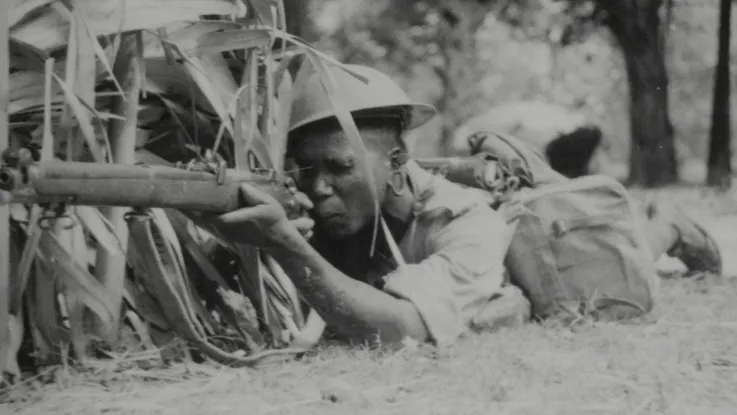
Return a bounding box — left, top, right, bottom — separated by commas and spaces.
4, 186, 737, 415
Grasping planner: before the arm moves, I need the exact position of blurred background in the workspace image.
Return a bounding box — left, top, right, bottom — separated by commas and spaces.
286, 0, 736, 187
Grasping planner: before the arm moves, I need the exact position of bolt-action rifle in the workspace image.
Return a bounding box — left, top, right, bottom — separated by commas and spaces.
0, 148, 302, 219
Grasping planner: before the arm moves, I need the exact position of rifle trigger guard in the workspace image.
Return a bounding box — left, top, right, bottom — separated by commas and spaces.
124, 209, 153, 222
38, 207, 76, 231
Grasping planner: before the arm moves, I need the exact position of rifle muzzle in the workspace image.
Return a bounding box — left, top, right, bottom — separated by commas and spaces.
0, 167, 21, 192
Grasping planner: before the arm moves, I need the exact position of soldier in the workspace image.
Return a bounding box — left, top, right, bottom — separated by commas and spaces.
200, 64, 722, 348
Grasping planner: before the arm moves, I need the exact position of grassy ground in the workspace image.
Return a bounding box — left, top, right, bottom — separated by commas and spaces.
4, 186, 737, 415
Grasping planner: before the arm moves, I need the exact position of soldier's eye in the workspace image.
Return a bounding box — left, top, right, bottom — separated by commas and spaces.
297, 164, 315, 178
327, 159, 354, 174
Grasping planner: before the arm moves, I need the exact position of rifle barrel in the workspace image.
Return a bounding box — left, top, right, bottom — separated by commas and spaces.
0, 161, 296, 214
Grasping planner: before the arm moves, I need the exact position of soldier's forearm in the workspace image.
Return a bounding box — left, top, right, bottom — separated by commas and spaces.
266, 240, 429, 347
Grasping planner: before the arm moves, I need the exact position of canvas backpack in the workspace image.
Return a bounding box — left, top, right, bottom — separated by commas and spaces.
430, 131, 660, 322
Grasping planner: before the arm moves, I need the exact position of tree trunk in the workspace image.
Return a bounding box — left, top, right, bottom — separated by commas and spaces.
707, 0, 732, 188
0, 0, 11, 383
284, 0, 314, 41
434, 1, 491, 155
601, 1, 678, 187
283, 0, 314, 79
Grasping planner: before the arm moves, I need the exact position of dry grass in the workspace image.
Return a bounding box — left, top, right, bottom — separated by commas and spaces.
4, 187, 737, 415
6, 274, 737, 415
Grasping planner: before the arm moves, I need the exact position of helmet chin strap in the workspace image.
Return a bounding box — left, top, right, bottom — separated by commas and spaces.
381, 216, 407, 267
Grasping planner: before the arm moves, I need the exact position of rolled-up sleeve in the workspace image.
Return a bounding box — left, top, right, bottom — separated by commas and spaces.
382, 201, 509, 347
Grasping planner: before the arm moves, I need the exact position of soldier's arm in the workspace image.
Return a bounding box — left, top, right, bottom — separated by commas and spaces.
270, 201, 508, 348
268, 241, 431, 347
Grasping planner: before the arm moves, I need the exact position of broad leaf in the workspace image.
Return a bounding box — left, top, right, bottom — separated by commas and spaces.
10, 0, 246, 52
36, 231, 116, 334
181, 28, 272, 56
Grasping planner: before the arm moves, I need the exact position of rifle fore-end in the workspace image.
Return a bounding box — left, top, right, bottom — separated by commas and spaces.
0, 161, 301, 217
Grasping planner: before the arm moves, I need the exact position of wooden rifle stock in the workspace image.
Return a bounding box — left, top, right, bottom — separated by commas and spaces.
0, 160, 301, 217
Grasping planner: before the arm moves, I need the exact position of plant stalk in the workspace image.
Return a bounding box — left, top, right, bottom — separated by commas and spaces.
0, 0, 11, 382
94, 31, 143, 342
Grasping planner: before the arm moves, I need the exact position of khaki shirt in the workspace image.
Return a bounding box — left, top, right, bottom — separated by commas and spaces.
380, 160, 512, 346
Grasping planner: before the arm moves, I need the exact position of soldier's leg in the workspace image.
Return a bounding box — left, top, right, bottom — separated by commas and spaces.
644, 201, 722, 274
644, 215, 679, 261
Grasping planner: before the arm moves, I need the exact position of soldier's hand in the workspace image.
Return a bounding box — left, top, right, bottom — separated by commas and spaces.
191, 183, 314, 250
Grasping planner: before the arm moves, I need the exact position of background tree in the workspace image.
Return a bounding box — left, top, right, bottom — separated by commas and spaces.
284, 0, 316, 41
596, 0, 678, 186
318, 0, 680, 186
427, 0, 498, 150
283, 0, 316, 77
706, 0, 732, 188
316, 0, 499, 153
517, 0, 678, 186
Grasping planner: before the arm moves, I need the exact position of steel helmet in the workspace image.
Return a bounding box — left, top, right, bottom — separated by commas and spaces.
289, 64, 437, 134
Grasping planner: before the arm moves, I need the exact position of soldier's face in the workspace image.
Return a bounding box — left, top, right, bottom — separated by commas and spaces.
288, 123, 392, 240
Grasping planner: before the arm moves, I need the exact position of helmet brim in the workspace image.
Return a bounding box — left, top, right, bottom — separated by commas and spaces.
289, 103, 437, 135
404, 103, 438, 131
349, 103, 437, 132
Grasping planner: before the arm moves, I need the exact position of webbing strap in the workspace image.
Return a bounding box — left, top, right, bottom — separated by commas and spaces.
551, 212, 626, 237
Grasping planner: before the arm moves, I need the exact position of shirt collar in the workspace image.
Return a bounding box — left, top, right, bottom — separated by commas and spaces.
404, 160, 491, 220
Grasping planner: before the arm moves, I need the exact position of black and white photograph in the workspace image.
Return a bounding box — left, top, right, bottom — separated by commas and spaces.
2, 1, 737, 414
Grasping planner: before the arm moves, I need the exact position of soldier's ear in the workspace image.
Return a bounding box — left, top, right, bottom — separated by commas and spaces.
387, 145, 409, 171
386, 165, 408, 197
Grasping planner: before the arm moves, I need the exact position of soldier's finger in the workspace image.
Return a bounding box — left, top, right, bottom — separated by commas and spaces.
238, 182, 277, 207
215, 205, 273, 227
291, 217, 314, 234
294, 192, 314, 210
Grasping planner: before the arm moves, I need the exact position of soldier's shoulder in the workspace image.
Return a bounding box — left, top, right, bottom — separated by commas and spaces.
406, 161, 497, 220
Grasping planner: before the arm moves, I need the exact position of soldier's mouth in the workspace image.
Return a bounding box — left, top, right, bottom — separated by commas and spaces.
318, 211, 343, 223
325, 213, 344, 222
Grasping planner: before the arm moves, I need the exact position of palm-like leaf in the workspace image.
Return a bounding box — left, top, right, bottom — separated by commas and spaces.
2, 0, 363, 379
1, 0, 12, 382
